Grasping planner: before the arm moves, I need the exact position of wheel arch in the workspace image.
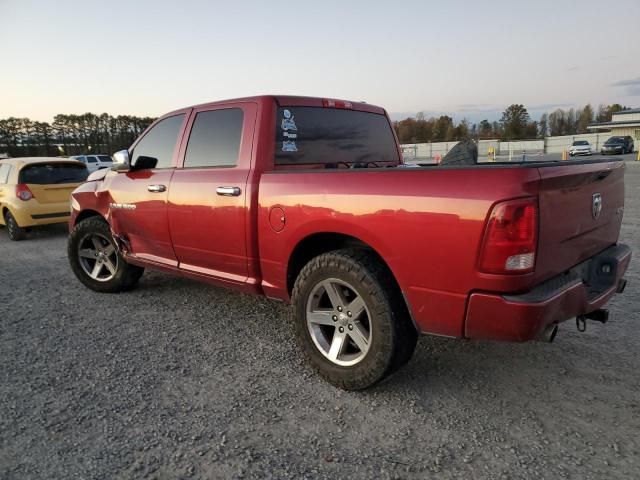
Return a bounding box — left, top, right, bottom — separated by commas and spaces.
286, 231, 417, 331
75, 209, 104, 226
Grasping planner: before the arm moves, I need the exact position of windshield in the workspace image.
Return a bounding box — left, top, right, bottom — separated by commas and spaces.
19, 163, 88, 184
274, 107, 399, 166
605, 138, 624, 145
573, 141, 588, 146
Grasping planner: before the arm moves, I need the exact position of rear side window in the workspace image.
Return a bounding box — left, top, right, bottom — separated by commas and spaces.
184, 109, 244, 168
132, 114, 185, 169
0, 164, 11, 184
19, 163, 88, 184
274, 107, 399, 166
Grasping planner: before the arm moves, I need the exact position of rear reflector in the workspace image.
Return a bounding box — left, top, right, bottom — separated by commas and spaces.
16, 184, 34, 201
322, 98, 353, 109
479, 197, 538, 274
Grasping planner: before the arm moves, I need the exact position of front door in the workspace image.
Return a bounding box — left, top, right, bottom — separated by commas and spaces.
167, 102, 257, 283
108, 112, 188, 267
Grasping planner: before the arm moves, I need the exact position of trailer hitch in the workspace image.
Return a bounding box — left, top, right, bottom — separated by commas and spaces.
576, 309, 609, 332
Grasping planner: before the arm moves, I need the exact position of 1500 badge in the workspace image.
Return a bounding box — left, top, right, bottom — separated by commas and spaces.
109, 203, 136, 210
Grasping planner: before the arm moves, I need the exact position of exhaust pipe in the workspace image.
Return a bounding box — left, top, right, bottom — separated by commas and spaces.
617, 278, 627, 294
538, 324, 558, 343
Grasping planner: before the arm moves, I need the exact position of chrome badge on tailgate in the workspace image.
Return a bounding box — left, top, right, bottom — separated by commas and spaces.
592, 193, 602, 220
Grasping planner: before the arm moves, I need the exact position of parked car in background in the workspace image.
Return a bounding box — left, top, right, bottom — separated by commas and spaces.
0, 157, 88, 240
70, 154, 113, 173
601, 136, 634, 155
569, 140, 591, 156
67, 95, 630, 390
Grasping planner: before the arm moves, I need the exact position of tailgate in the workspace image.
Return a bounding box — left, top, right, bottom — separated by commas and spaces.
535, 160, 625, 281
27, 183, 81, 204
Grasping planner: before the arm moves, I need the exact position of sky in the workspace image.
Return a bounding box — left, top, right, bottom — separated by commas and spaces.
1, 0, 639, 123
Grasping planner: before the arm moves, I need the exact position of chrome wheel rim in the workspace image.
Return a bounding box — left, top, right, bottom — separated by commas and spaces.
78, 233, 118, 282
306, 278, 372, 367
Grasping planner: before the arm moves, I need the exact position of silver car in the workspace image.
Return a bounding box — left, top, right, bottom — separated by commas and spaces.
569, 140, 591, 156
70, 155, 113, 173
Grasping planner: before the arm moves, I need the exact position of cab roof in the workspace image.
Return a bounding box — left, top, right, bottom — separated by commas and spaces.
162, 95, 387, 118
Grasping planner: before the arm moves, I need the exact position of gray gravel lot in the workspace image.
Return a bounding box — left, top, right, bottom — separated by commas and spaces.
1, 163, 639, 479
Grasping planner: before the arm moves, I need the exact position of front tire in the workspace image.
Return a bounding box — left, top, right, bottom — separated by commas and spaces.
68, 217, 144, 293
291, 249, 418, 390
4, 211, 27, 241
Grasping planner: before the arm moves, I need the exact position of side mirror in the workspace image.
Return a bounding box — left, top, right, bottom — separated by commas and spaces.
112, 150, 130, 171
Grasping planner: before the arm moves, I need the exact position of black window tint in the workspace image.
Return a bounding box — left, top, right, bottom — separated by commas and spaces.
0, 164, 11, 184
86, 156, 98, 163
132, 114, 184, 169
19, 163, 88, 184
274, 107, 399, 165
184, 109, 244, 168
97, 155, 112, 162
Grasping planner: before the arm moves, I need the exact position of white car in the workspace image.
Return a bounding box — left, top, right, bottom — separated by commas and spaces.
70, 155, 113, 173
569, 140, 591, 156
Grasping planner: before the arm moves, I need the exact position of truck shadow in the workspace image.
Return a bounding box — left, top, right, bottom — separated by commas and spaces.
131, 270, 623, 405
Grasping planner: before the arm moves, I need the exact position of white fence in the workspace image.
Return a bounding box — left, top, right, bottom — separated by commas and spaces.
401, 133, 616, 162
544, 133, 612, 153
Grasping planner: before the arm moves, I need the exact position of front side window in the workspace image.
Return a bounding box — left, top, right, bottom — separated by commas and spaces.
97, 155, 112, 163
184, 109, 244, 168
86, 156, 98, 163
0, 164, 11, 184
132, 114, 185, 169
274, 107, 399, 166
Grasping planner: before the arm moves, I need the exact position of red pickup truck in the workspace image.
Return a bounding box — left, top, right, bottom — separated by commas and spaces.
67, 95, 631, 390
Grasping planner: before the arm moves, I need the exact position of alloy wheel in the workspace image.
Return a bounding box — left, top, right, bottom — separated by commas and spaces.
306, 278, 372, 367
77, 233, 118, 282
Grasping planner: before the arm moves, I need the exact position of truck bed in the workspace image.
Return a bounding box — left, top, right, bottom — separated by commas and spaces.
257, 158, 625, 338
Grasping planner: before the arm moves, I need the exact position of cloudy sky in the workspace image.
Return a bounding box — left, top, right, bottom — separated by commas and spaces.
1, 0, 639, 122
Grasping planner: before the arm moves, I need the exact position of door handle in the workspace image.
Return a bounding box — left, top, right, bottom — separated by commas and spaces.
147, 184, 166, 193
216, 186, 241, 197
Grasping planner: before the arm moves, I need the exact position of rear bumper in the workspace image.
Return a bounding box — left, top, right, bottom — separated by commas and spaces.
8, 201, 71, 227
465, 244, 631, 342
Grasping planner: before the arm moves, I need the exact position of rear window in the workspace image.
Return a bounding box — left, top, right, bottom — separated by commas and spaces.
19, 163, 88, 184
274, 107, 399, 166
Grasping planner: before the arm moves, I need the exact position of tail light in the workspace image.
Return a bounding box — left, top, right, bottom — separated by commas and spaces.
322, 98, 353, 109
479, 197, 538, 274
16, 184, 34, 201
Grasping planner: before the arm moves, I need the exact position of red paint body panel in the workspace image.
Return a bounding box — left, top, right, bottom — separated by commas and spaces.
69, 95, 631, 343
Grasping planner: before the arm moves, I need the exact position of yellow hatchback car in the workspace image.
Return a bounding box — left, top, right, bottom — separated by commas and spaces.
0, 157, 88, 241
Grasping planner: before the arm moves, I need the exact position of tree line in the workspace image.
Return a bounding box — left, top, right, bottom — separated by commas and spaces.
0, 113, 156, 157
0, 103, 631, 156
394, 103, 629, 144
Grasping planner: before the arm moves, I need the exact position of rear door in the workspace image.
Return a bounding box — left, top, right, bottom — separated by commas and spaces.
18, 162, 88, 203
167, 102, 257, 282
107, 112, 188, 267
535, 160, 625, 280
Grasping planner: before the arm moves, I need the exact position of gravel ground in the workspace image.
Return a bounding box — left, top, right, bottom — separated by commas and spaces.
1, 164, 639, 480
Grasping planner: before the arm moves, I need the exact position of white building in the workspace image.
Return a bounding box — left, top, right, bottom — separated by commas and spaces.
588, 109, 640, 148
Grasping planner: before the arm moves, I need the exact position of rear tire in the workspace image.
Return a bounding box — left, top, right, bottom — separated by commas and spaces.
291, 249, 418, 390
68, 217, 144, 293
4, 211, 27, 241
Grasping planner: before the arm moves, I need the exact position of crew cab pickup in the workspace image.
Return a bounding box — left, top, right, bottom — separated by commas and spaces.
67, 95, 631, 390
